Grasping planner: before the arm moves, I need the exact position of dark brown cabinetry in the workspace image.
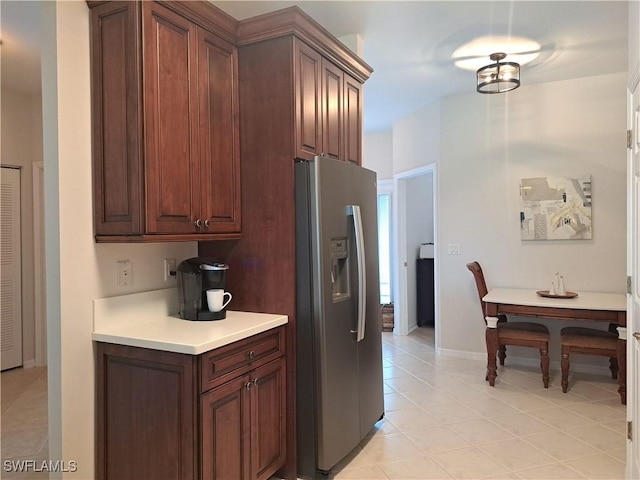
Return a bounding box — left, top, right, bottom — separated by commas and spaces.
201, 358, 286, 480
292, 39, 365, 164
199, 7, 372, 478
343, 73, 363, 165
96, 327, 286, 480
88, 1, 240, 242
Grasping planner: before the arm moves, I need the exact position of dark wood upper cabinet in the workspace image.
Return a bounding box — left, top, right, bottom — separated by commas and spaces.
198, 28, 242, 234
344, 73, 363, 165
88, 1, 240, 242
235, 7, 372, 165
320, 58, 344, 161
294, 41, 322, 160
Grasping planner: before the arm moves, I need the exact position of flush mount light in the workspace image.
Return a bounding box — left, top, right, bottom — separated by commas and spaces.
476, 52, 520, 94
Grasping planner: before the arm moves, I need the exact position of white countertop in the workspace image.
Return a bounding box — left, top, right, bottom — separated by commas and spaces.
92, 288, 288, 355
483, 288, 626, 311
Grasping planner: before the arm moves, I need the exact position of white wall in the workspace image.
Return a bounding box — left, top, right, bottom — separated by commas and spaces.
438, 72, 627, 362
40, 2, 197, 477
363, 130, 393, 179
392, 101, 440, 175
1, 88, 42, 366
364, 71, 627, 369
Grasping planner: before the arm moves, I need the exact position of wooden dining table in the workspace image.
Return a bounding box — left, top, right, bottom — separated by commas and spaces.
482, 288, 627, 404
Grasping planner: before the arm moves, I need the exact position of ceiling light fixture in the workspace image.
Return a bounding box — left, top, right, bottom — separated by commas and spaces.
477, 52, 520, 94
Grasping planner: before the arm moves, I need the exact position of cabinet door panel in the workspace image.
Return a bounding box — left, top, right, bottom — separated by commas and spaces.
91, 2, 142, 235
201, 374, 251, 480
143, 2, 199, 234
96, 344, 196, 480
294, 40, 322, 160
344, 73, 363, 165
321, 59, 344, 161
251, 358, 286, 480
198, 27, 241, 233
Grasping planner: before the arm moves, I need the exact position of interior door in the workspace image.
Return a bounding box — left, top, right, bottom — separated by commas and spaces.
0, 166, 23, 370
629, 1, 640, 477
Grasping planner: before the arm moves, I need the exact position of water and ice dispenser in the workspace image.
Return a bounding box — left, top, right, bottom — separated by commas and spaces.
330, 238, 351, 302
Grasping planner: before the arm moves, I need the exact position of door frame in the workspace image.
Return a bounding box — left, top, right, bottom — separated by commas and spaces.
393, 163, 437, 341
628, 0, 640, 476
33, 161, 47, 367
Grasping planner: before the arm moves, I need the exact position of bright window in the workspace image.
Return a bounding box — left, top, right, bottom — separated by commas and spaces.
377, 192, 392, 304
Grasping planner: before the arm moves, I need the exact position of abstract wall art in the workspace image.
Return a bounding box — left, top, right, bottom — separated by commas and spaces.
519, 175, 592, 241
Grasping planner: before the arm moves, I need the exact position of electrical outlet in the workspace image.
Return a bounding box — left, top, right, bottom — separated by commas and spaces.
448, 243, 461, 255
116, 260, 132, 287
164, 258, 176, 282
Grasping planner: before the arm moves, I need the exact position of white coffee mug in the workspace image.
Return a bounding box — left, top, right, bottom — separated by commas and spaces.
206, 289, 232, 312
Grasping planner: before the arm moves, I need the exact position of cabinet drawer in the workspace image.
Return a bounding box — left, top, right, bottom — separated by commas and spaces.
200, 327, 284, 392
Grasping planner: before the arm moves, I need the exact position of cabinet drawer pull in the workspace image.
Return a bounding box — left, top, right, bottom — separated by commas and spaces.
247, 351, 255, 359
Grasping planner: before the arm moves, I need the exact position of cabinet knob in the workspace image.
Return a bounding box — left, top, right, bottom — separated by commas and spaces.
204, 219, 210, 229
247, 351, 255, 360
245, 381, 253, 390
253, 378, 259, 386
194, 219, 202, 228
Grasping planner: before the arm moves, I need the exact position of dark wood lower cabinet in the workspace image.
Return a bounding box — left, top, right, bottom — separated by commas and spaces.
201, 374, 250, 480
96, 345, 198, 480
201, 358, 286, 480
96, 327, 286, 480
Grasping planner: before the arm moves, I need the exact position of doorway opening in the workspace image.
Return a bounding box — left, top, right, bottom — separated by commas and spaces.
393, 164, 437, 347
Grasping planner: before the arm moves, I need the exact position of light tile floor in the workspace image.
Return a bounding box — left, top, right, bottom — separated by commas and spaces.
333, 327, 627, 480
1, 366, 49, 479
1, 329, 628, 480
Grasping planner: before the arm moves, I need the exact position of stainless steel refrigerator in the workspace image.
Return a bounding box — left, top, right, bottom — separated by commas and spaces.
295, 156, 384, 479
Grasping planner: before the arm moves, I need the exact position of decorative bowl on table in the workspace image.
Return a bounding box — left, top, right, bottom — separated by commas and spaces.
536, 290, 579, 299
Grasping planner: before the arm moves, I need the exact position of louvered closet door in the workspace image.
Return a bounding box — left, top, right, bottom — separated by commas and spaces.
0, 167, 22, 370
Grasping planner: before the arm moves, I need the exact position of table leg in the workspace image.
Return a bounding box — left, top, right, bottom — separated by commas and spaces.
617, 327, 627, 405
485, 316, 499, 386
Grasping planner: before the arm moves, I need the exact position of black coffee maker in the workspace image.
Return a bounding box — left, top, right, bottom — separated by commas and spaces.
176, 257, 229, 320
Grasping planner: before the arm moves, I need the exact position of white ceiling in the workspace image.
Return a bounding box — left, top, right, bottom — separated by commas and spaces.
0, 1, 629, 132
1, 1, 42, 96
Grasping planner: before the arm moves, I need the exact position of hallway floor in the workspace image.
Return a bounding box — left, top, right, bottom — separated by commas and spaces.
333, 327, 626, 479
1, 366, 48, 479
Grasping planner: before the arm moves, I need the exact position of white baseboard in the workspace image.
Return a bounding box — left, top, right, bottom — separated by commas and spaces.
22, 359, 36, 369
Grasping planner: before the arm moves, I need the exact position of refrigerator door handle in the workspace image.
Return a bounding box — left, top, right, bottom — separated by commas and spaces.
348, 205, 366, 342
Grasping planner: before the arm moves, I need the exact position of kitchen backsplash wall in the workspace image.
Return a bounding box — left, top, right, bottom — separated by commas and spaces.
94, 243, 197, 298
